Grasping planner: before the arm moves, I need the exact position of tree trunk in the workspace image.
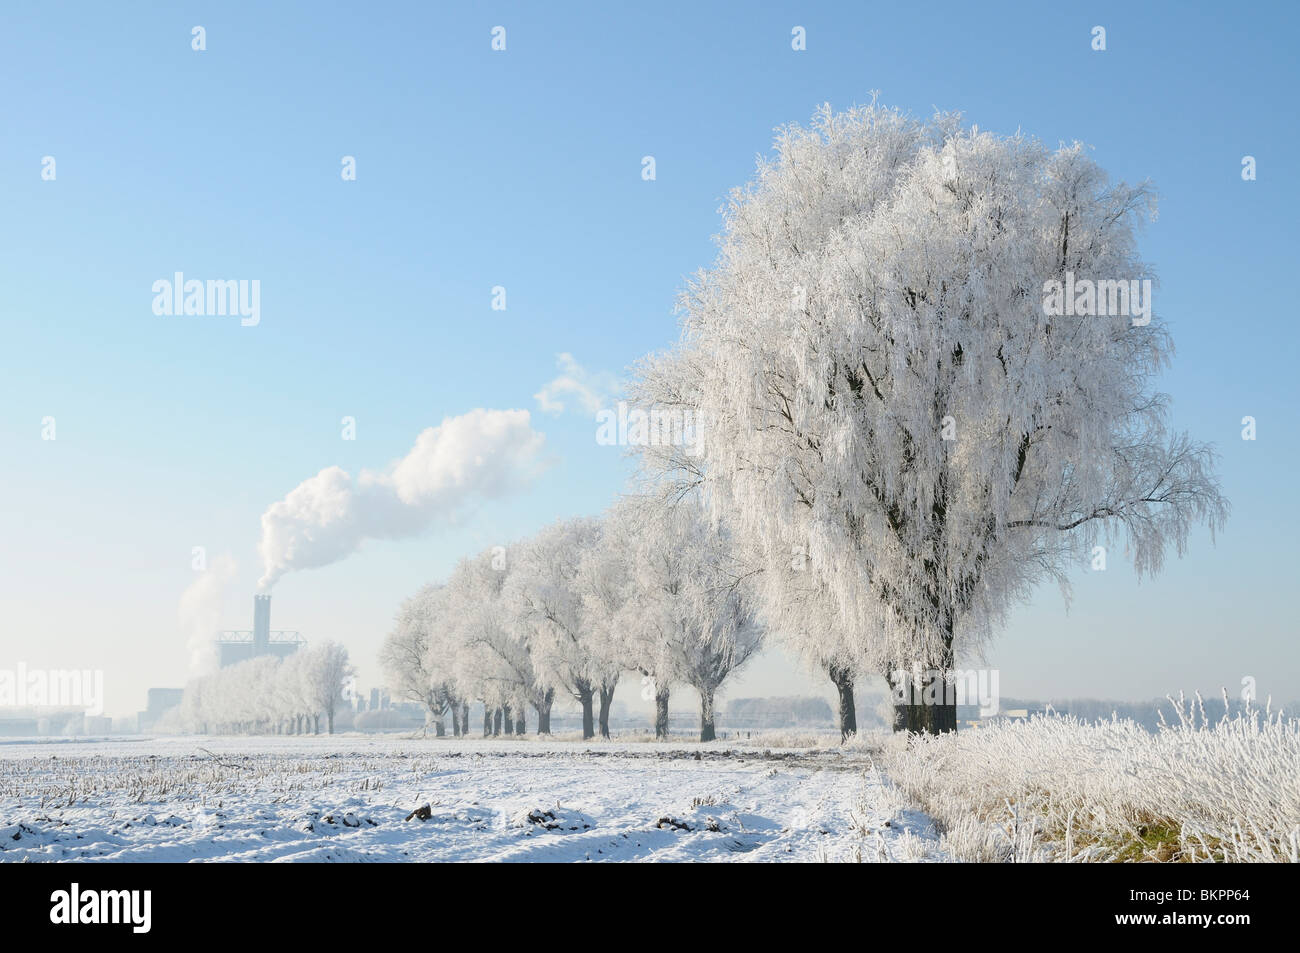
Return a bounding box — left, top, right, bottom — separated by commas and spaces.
598, 684, 615, 739
654, 687, 670, 740
451, 703, 461, 737
699, 687, 716, 742
327, 710, 334, 735
434, 715, 445, 737
313, 714, 320, 735
534, 689, 554, 734
460, 702, 469, 738
829, 664, 857, 740
578, 687, 595, 740
514, 712, 525, 735
483, 705, 492, 738
493, 707, 503, 736
891, 667, 958, 736
503, 705, 514, 735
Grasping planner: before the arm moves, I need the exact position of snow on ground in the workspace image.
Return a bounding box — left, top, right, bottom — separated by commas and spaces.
0, 735, 945, 862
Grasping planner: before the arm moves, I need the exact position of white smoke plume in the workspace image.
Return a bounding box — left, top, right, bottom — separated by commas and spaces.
179, 552, 238, 675
256, 408, 548, 590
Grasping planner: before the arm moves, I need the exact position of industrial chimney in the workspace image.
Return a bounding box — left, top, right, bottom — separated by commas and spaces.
253, 594, 271, 656
215, 594, 302, 667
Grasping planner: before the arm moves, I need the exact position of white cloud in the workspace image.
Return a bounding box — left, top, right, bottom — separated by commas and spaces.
534, 353, 620, 415
256, 409, 548, 590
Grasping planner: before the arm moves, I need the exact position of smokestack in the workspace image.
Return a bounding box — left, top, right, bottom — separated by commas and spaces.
253, 594, 271, 656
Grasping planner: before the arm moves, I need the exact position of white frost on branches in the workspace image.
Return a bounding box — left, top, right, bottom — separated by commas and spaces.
634, 101, 1227, 680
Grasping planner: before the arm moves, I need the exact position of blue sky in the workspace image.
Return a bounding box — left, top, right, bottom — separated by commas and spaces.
2, 1, 1296, 718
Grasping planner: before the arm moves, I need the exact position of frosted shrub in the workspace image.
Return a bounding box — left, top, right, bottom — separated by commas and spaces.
883, 695, 1300, 862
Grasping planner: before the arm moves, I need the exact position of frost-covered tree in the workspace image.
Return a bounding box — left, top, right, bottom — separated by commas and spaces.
181, 651, 314, 735
575, 510, 642, 735
509, 517, 617, 739
380, 584, 459, 736
278, 650, 314, 734
804, 625, 863, 741
179, 676, 207, 733
635, 102, 1227, 734
680, 599, 763, 742
444, 547, 552, 734
245, 655, 282, 730
300, 641, 355, 734
604, 495, 764, 741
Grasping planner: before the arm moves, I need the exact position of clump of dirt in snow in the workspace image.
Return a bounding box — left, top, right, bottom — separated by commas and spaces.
513, 806, 593, 832
300, 809, 377, 832
655, 814, 725, 833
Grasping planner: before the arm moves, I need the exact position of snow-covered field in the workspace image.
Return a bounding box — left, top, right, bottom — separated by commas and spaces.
0, 735, 945, 863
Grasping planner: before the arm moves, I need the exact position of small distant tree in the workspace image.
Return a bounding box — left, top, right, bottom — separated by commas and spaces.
678, 573, 763, 742
509, 518, 615, 740
576, 507, 642, 738
609, 495, 765, 742
380, 584, 457, 736
302, 641, 355, 734
444, 548, 550, 735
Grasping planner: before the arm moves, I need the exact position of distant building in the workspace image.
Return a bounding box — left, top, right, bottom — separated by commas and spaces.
214, 594, 305, 667
138, 686, 185, 731
0, 710, 83, 737
148, 687, 184, 712
0, 717, 39, 737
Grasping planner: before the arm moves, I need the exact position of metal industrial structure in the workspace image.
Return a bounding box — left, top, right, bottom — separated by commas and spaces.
215, 594, 305, 668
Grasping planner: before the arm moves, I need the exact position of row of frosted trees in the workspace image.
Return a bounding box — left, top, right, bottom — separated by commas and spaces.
180, 642, 355, 735
380, 496, 763, 741
399, 101, 1228, 739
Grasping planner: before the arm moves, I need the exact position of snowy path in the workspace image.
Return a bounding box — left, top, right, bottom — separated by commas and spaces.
0, 736, 946, 862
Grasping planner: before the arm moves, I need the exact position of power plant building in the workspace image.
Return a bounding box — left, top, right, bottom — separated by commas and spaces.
215, 594, 305, 667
